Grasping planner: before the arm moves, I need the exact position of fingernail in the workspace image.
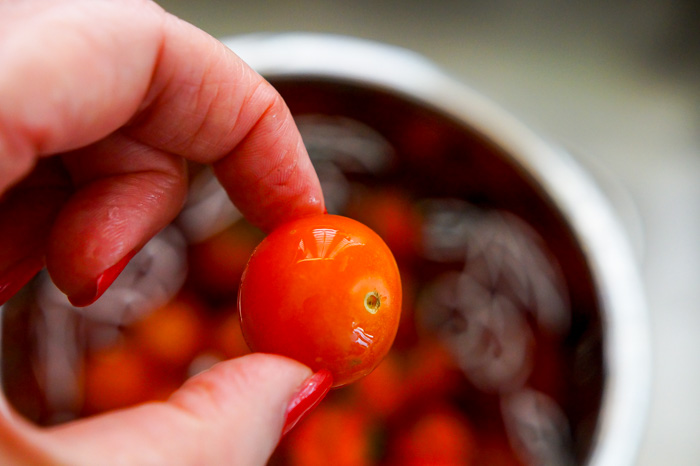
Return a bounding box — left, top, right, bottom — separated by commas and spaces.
68, 250, 136, 307
282, 369, 333, 437
0, 257, 44, 306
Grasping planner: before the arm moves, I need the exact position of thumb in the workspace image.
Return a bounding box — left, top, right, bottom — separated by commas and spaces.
37, 354, 330, 465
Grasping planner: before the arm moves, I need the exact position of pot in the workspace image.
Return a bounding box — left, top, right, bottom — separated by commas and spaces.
219, 33, 651, 466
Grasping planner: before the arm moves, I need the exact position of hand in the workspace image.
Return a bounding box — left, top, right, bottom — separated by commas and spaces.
0, 0, 329, 464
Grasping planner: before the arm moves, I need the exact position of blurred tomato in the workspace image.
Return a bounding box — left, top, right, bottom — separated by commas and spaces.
82, 340, 155, 414
283, 403, 374, 466
346, 188, 421, 264
387, 404, 476, 466
209, 309, 250, 359
474, 435, 524, 466
129, 293, 206, 369
354, 350, 405, 419
187, 220, 263, 301
402, 339, 463, 403
393, 267, 419, 349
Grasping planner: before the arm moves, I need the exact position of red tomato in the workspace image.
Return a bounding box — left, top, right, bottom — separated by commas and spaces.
129, 293, 206, 368
187, 221, 263, 300
282, 403, 373, 466
346, 188, 421, 264
209, 309, 251, 359
388, 405, 476, 466
238, 214, 402, 387
353, 350, 405, 418
82, 341, 155, 414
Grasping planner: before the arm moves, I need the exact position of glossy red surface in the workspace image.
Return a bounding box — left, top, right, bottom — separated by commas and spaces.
238, 214, 402, 387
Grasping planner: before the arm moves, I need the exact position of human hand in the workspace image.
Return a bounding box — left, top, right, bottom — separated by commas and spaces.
0, 0, 329, 464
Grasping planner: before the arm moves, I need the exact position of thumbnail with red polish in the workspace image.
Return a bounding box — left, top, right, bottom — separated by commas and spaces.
282, 369, 333, 437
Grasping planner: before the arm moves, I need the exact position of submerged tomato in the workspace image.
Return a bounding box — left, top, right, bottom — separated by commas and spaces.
238, 214, 402, 387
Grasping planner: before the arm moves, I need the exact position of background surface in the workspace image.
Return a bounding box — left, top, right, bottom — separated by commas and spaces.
156, 1, 700, 464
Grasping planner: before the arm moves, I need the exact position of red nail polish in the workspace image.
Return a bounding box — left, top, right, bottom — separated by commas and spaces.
0, 257, 44, 306
68, 250, 136, 307
282, 369, 333, 437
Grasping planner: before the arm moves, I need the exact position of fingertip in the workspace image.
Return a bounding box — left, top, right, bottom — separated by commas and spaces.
214, 118, 325, 232
169, 353, 313, 424
45, 135, 187, 302
42, 355, 316, 465
66, 250, 136, 307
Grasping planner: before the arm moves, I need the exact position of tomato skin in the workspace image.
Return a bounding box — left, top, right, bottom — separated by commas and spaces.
238, 214, 402, 387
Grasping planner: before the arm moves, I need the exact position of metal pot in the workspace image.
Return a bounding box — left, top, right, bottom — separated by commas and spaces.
220, 33, 651, 466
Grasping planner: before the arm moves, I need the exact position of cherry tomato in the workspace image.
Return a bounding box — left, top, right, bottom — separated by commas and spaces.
388, 404, 476, 466
283, 403, 373, 466
82, 341, 154, 414
354, 350, 405, 418
346, 188, 421, 264
187, 220, 263, 301
129, 293, 206, 368
238, 214, 402, 387
210, 308, 251, 359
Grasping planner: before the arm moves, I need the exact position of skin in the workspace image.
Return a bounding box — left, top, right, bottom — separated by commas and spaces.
0, 0, 325, 464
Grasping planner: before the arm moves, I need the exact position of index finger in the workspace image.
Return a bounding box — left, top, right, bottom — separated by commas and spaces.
0, 0, 324, 232
124, 15, 324, 231
0, 0, 323, 303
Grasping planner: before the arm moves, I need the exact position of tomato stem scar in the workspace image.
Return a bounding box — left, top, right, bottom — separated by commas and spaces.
364, 291, 381, 314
